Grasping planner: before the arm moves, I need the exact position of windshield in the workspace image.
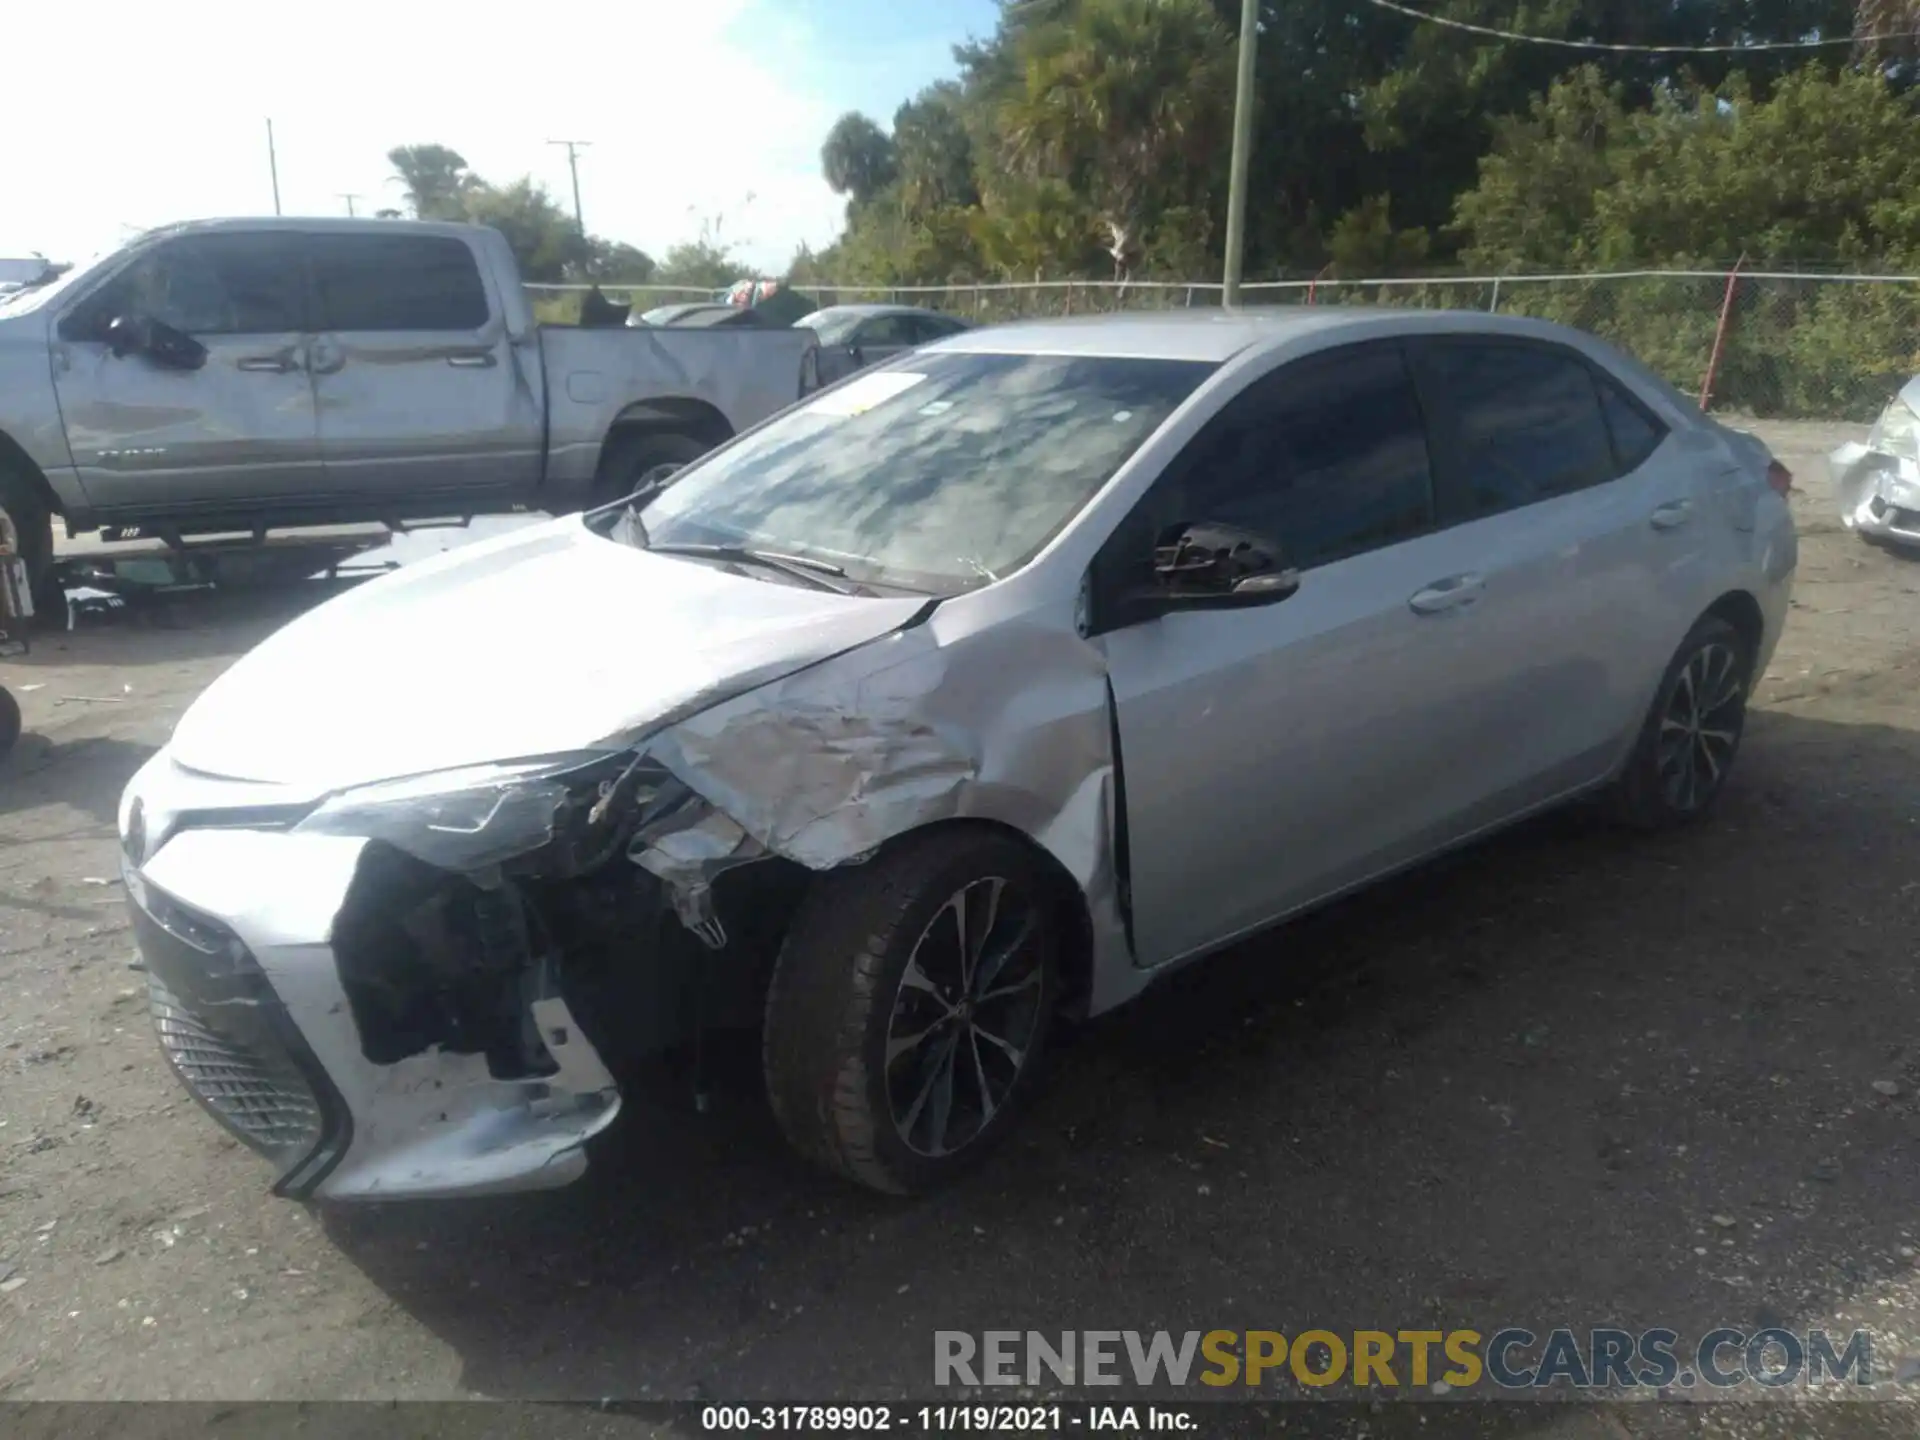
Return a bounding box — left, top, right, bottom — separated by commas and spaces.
633, 350, 1216, 593
795, 309, 865, 346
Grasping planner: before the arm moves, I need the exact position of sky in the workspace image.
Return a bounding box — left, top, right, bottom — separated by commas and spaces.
0, 0, 1003, 274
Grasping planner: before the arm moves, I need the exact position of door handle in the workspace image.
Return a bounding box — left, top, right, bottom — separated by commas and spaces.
237, 355, 298, 373
446, 352, 497, 369
1649, 499, 1694, 530
1408, 572, 1485, 615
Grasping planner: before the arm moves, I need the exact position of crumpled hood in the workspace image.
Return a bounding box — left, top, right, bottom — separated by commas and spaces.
169, 517, 927, 791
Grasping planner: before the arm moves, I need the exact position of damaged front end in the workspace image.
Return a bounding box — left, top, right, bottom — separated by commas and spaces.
1833, 384, 1920, 548
128, 747, 796, 1201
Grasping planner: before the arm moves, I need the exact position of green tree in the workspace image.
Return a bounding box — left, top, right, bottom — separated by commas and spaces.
656, 239, 740, 290
1356, 0, 1855, 251
1451, 65, 1628, 271
381, 141, 656, 286
970, 177, 1102, 280
821, 113, 899, 209
996, 0, 1234, 278
1326, 196, 1432, 277
893, 84, 980, 214
1455, 63, 1920, 271
462, 178, 583, 283
387, 144, 478, 221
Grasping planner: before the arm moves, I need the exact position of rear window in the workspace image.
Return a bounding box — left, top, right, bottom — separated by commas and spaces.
1596, 374, 1668, 472
309, 233, 489, 332
1423, 340, 1619, 518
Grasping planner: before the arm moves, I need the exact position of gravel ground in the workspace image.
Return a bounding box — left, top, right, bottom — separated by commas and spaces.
1, 421, 1917, 1438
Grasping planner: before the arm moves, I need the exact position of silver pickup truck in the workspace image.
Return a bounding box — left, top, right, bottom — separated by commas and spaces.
0, 217, 820, 599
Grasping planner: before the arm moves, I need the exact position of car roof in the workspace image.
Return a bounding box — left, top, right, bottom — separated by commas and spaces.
132, 216, 493, 244
923, 306, 1614, 365
809, 303, 950, 320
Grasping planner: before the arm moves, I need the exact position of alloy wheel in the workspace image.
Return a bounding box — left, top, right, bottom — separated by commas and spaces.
884, 876, 1048, 1158
1656, 641, 1745, 813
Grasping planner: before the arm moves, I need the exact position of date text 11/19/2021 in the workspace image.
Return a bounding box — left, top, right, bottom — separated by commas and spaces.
700, 1405, 1196, 1432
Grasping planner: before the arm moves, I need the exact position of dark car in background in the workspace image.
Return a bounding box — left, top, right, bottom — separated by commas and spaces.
798, 304, 972, 384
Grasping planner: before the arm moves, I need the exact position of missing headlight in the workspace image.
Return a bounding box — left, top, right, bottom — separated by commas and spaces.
331, 842, 564, 1075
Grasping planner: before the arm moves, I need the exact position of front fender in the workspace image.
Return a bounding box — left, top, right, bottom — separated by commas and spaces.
640, 610, 1138, 1009
0, 315, 88, 513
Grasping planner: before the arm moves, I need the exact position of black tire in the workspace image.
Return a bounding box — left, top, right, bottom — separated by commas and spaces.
590, 429, 713, 510
1606, 615, 1752, 830
763, 829, 1061, 1195
0, 463, 55, 626
0, 686, 19, 761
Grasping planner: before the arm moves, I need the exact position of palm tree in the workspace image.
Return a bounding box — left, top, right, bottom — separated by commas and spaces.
386, 144, 478, 221
997, 0, 1234, 280
820, 114, 899, 209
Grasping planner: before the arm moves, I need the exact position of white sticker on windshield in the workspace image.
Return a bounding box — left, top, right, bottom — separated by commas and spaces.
807, 370, 929, 418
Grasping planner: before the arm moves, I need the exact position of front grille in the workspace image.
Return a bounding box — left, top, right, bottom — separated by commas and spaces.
149, 977, 323, 1159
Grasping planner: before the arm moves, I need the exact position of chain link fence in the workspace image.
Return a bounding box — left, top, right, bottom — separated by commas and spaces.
527, 270, 1920, 422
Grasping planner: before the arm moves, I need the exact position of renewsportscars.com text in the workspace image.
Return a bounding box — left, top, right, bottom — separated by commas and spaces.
934, 1328, 1875, 1392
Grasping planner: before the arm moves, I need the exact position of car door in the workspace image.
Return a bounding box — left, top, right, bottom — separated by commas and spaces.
305, 230, 541, 501
50, 229, 319, 513
1094, 341, 1514, 967
1405, 336, 1687, 813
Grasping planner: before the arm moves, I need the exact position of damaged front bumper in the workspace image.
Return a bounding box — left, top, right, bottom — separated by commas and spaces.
129, 827, 622, 1201
1831, 441, 1920, 547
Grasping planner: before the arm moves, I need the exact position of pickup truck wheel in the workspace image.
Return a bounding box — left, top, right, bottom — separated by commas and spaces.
763, 829, 1060, 1195
0, 466, 55, 630
592, 430, 712, 510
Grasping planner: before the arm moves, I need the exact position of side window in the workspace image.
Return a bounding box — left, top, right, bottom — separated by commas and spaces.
309, 234, 489, 332
1595, 372, 1668, 473
1168, 343, 1436, 571
858, 314, 917, 348
1421, 340, 1618, 517
911, 314, 959, 343
61, 233, 305, 340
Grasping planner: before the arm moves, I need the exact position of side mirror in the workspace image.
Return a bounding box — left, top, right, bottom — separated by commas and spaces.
1137, 520, 1299, 615
105, 314, 151, 360
107, 313, 207, 371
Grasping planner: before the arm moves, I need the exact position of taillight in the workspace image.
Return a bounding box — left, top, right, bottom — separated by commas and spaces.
1766, 460, 1793, 498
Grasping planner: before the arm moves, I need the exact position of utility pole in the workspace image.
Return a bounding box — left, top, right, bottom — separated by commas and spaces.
337, 193, 362, 217
548, 139, 592, 234
1222, 0, 1259, 308
265, 118, 282, 216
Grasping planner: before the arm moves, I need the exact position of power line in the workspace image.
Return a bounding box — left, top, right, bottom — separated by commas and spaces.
1363, 0, 1920, 54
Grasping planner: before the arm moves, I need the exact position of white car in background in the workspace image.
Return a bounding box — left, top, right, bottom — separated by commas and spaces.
1832, 377, 1920, 549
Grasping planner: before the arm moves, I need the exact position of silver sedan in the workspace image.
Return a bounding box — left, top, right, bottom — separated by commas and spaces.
118, 308, 1797, 1200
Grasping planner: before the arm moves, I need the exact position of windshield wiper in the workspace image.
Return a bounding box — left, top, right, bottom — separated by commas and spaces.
644, 541, 857, 594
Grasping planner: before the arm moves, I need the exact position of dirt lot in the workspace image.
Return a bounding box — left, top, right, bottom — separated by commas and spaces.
2, 421, 1918, 1436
